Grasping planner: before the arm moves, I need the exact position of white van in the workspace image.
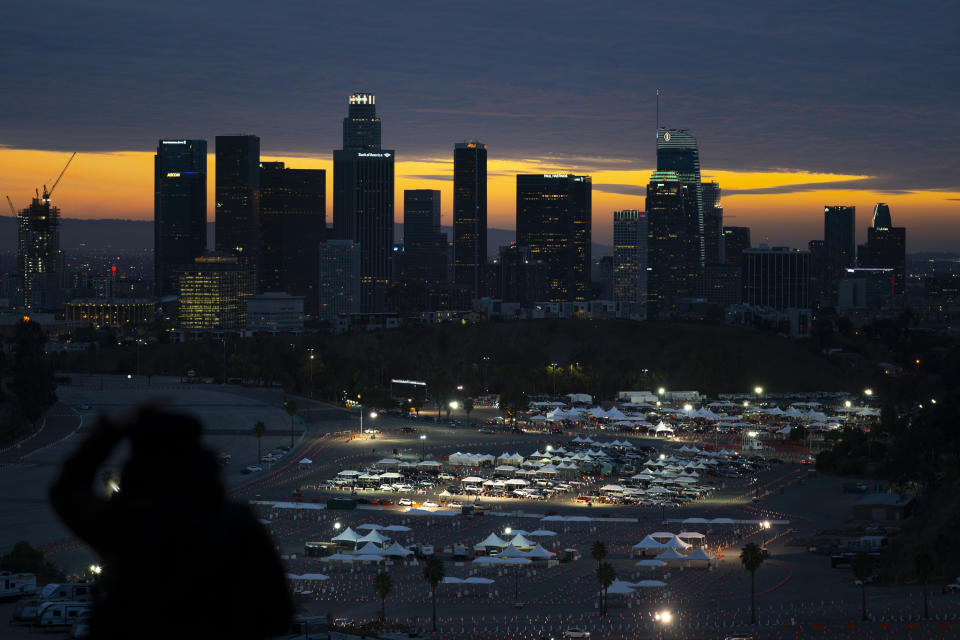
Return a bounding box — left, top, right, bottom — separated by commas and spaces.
37, 601, 91, 627
0, 572, 37, 600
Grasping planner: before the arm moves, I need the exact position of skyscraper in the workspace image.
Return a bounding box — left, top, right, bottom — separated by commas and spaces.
859, 203, 906, 296
215, 135, 261, 265
259, 161, 325, 314
402, 189, 447, 284
318, 240, 360, 322
701, 182, 724, 266
333, 93, 394, 313
645, 170, 698, 317
516, 174, 591, 302
824, 205, 856, 302
154, 139, 206, 297
177, 254, 254, 331
613, 210, 648, 320
742, 247, 810, 310
17, 195, 63, 309
657, 129, 704, 272
453, 142, 487, 297
723, 226, 751, 266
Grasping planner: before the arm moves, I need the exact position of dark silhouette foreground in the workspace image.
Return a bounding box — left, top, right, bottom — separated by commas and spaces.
50, 407, 292, 639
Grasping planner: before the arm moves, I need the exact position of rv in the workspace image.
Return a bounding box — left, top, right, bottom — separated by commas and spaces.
11, 582, 95, 624
0, 572, 37, 601
36, 601, 92, 627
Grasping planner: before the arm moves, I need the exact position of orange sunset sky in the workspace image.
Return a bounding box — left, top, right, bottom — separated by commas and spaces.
1, 148, 958, 252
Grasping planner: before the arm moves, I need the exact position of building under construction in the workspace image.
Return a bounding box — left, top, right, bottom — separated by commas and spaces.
17, 195, 64, 310
12, 153, 75, 310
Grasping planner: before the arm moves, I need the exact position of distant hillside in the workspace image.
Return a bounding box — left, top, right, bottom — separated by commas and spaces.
0, 217, 614, 257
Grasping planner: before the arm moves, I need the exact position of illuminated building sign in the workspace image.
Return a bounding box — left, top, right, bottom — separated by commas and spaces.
543, 174, 569, 178
358, 152, 391, 158
162, 140, 187, 145
166, 172, 181, 178
349, 94, 375, 105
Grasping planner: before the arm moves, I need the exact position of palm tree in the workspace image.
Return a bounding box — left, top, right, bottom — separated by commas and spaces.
597, 561, 616, 616
422, 556, 444, 632
590, 541, 607, 614
740, 542, 765, 624
915, 550, 934, 620
373, 570, 392, 624
852, 551, 874, 621
284, 399, 298, 448
252, 420, 266, 464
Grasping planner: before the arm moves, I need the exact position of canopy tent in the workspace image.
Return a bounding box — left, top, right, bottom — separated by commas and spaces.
287, 572, 329, 581
298, 458, 312, 465
358, 530, 390, 544
375, 458, 401, 465
631, 579, 667, 588
498, 545, 531, 559
528, 529, 557, 537
384, 542, 413, 557
686, 547, 713, 562
526, 543, 556, 559
356, 542, 385, 555
635, 559, 666, 568
442, 577, 464, 584
677, 531, 705, 540
665, 536, 692, 550
605, 580, 636, 596
510, 533, 535, 547
356, 523, 384, 530
475, 533, 509, 550
656, 547, 688, 561
332, 527, 362, 543
464, 577, 494, 585
383, 524, 412, 532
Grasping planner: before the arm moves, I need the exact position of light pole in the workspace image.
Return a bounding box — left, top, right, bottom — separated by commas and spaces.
308, 348, 315, 399
754, 386, 764, 406
550, 363, 558, 398
654, 610, 672, 639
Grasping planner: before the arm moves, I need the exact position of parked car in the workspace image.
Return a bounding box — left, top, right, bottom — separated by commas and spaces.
399, 498, 414, 506
422, 501, 439, 508
563, 629, 591, 639
243, 465, 262, 474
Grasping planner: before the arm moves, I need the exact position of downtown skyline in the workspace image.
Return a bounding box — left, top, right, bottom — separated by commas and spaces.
1, 1, 958, 252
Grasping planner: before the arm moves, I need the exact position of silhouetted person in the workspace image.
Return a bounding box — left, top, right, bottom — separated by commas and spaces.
50, 407, 293, 639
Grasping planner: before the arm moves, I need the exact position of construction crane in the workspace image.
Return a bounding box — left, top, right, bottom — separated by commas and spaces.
42, 152, 77, 203
5, 195, 15, 216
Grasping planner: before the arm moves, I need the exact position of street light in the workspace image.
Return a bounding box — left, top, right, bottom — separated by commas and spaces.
420, 434, 426, 459
658, 387, 666, 397
360, 408, 377, 436
550, 362, 558, 398
449, 401, 459, 411
754, 386, 763, 395
308, 348, 315, 398
655, 610, 672, 624
683, 403, 693, 413
505, 527, 512, 535
333, 522, 342, 531
864, 388, 873, 397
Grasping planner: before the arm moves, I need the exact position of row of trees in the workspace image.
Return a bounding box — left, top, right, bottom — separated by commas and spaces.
0, 320, 58, 447
364, 556, 445, 632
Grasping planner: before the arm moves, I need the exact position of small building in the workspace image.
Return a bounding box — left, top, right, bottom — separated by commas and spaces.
65, 298, 156, 329
245, 292, 304, 333
853, 493, 915, 522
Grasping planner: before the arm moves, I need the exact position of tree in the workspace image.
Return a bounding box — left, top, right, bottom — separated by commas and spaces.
10, 319, 57, 425
915, 550, 934, 620
373, 569, 392, 623
590, 540, 607, 613
852, 551, 873, 622
463, 397, 474, 421
284, 399, 298, 448
0, 541, 65, 583
422, 556, 444, 632
597, 561, 616, 616
252, 420, 266, 464
740, 543, 765, 625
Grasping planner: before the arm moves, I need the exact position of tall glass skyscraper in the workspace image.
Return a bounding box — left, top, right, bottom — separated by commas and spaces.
645, 170, 698, 317
516, 174, 591, 302
403, 189, 447, 284
154, 139, 206, 297
657, 129, 704, 271
453, 142, 487, 297
333, 93, 394, 313
259, 161, 325, 314
215, 135, 261, 266
859, 203, 905, 296
613, 210, 648, 320
824, 205, 856, 302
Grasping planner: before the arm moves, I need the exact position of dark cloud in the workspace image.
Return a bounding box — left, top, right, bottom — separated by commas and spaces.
0, 0, 957, 195
593, 183, 647, 197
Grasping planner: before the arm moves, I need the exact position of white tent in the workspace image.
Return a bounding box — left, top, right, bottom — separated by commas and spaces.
631, 579, 667, 588
356, 542, 385, 555
358, 530, 390, 545
528, 529, 557, 537
383, 524, 412, 532
442, 577, 464, 584
298, 458, 313, 465
464, 577, 494, 585
665, 536, 692, 550
498, 545, 531, 559
384, 542, 413, 557
605, 579, 636, 595
685, 547, 713, 565
510, 534, 535, 547
677, 531, 705, 540
332, 527, 362, 543
635, 559, 666, 568
656, 547, 688, 561
375, 458, 401, 465
526, 543, 555, 559
475, 533, 509, 550
357, 523, 384, 530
